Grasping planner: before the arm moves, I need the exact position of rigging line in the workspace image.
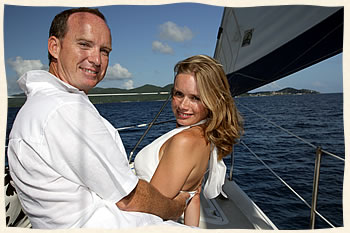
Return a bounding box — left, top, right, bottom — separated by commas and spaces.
275, 23, 343, 78
230, 23, 343, 85
234, 45, 342, 85
229, 47, 342, 86
232, 72, 266, 82
321, 150, 344, 162
237, 102, 344, 162
128, 94, 172, 164
240, 140, 336, 228
260, 48, 343, 88
117, 119, 176, 131
238, 103, 317, 148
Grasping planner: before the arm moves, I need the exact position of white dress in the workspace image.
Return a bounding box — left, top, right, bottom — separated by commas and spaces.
134, 120, 227, 200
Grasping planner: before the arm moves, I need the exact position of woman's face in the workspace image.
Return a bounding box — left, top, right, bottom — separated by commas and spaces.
172, 73, 208, 126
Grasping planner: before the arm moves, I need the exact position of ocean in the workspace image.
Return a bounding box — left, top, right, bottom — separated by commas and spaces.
5, 93, 344, 229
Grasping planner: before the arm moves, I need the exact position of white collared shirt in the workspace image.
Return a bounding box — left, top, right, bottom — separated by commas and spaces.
8, 70, 165, 229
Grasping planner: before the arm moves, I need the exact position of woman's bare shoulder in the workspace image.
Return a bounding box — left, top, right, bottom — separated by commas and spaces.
167, 126, 209, 157
173, 126, 206, 143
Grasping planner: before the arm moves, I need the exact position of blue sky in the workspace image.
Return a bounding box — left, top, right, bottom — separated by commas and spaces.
4, 3, 343, 95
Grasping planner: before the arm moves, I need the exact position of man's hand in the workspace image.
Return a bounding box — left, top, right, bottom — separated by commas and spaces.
116, 180, 190, 221
170, 191, 190, 220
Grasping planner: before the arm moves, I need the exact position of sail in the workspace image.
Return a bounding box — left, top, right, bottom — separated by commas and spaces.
214, 5, 344, 96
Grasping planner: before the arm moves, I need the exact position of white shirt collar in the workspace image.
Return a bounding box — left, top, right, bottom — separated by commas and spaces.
18, 70, 85, 96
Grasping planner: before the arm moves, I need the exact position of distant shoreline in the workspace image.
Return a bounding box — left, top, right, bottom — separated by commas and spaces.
7, 86, 339, 108
240, 87, 320, 97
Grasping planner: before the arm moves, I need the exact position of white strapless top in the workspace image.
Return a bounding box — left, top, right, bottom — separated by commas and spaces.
134, 120, 227, 199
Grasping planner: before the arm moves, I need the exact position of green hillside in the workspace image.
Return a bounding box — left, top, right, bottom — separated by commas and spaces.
8, 85, 318, 108
240, 87, 319, 97
88, 84, 172, 104
7, 84, 173, 107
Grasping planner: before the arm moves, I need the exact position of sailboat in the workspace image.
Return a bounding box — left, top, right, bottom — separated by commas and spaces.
5, 4, 344, 230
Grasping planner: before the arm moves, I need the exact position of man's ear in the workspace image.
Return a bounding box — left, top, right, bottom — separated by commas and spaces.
48, 36, 60, 60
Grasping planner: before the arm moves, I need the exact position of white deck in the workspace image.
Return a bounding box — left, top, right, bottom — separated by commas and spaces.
198, 177, 277, 229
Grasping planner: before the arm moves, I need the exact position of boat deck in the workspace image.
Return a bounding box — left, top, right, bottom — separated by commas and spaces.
198, 178, 277, 229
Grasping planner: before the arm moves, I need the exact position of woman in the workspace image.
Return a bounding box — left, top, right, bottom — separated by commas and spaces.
134, 55, 244, 226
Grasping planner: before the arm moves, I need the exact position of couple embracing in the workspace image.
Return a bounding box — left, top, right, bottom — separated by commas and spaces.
8, 7, 243, 229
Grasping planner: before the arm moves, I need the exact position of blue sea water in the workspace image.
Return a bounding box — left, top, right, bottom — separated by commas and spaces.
232, 93, 344, 229
5, 93, 344, 229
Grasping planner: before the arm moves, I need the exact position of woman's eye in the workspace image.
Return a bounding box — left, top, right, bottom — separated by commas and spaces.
192, 96, 200, 101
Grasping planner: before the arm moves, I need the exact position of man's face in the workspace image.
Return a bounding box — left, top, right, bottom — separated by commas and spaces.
53, 12, 112, 93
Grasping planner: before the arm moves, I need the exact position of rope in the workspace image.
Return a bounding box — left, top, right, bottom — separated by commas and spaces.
237, 102, 344, 162
240, 140, 336, 228
321, 150, 344, 162
276, 23, 343, 79
116, 119, 176, 131
226, 22, 343, 90
128, 94, 172, 164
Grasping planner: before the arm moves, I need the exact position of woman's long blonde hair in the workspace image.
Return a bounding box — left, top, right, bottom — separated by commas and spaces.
174, 55, 244, 160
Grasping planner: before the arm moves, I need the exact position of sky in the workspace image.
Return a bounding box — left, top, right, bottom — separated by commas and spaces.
4, 3, 343, 95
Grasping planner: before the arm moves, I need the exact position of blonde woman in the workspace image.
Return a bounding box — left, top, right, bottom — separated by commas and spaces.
134, 55, 244, 226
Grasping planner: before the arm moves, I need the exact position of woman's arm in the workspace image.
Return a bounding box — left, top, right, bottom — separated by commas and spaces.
150, 129, 209, 226
184, 192, 200, 226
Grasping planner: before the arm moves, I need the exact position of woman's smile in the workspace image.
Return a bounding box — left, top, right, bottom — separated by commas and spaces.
172, 73, 208, 126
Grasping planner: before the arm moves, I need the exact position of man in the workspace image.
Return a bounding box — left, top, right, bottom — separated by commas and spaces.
8, 7, 189, 229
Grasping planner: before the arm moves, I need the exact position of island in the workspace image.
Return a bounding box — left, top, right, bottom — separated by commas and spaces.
239, 88, 319, 97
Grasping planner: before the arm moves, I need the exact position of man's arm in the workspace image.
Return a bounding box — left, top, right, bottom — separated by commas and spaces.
116, 179, 189, 220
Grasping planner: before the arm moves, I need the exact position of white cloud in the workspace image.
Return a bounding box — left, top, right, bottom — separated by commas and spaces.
159, 21, 194, 42
6, 56, 48, 95
103, 63, 134, 90
152, 41, 174, 54
122, 80, 134, 90
105, 63, 132, 80
6, 76, 23, 95
7, 56, 48, 77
